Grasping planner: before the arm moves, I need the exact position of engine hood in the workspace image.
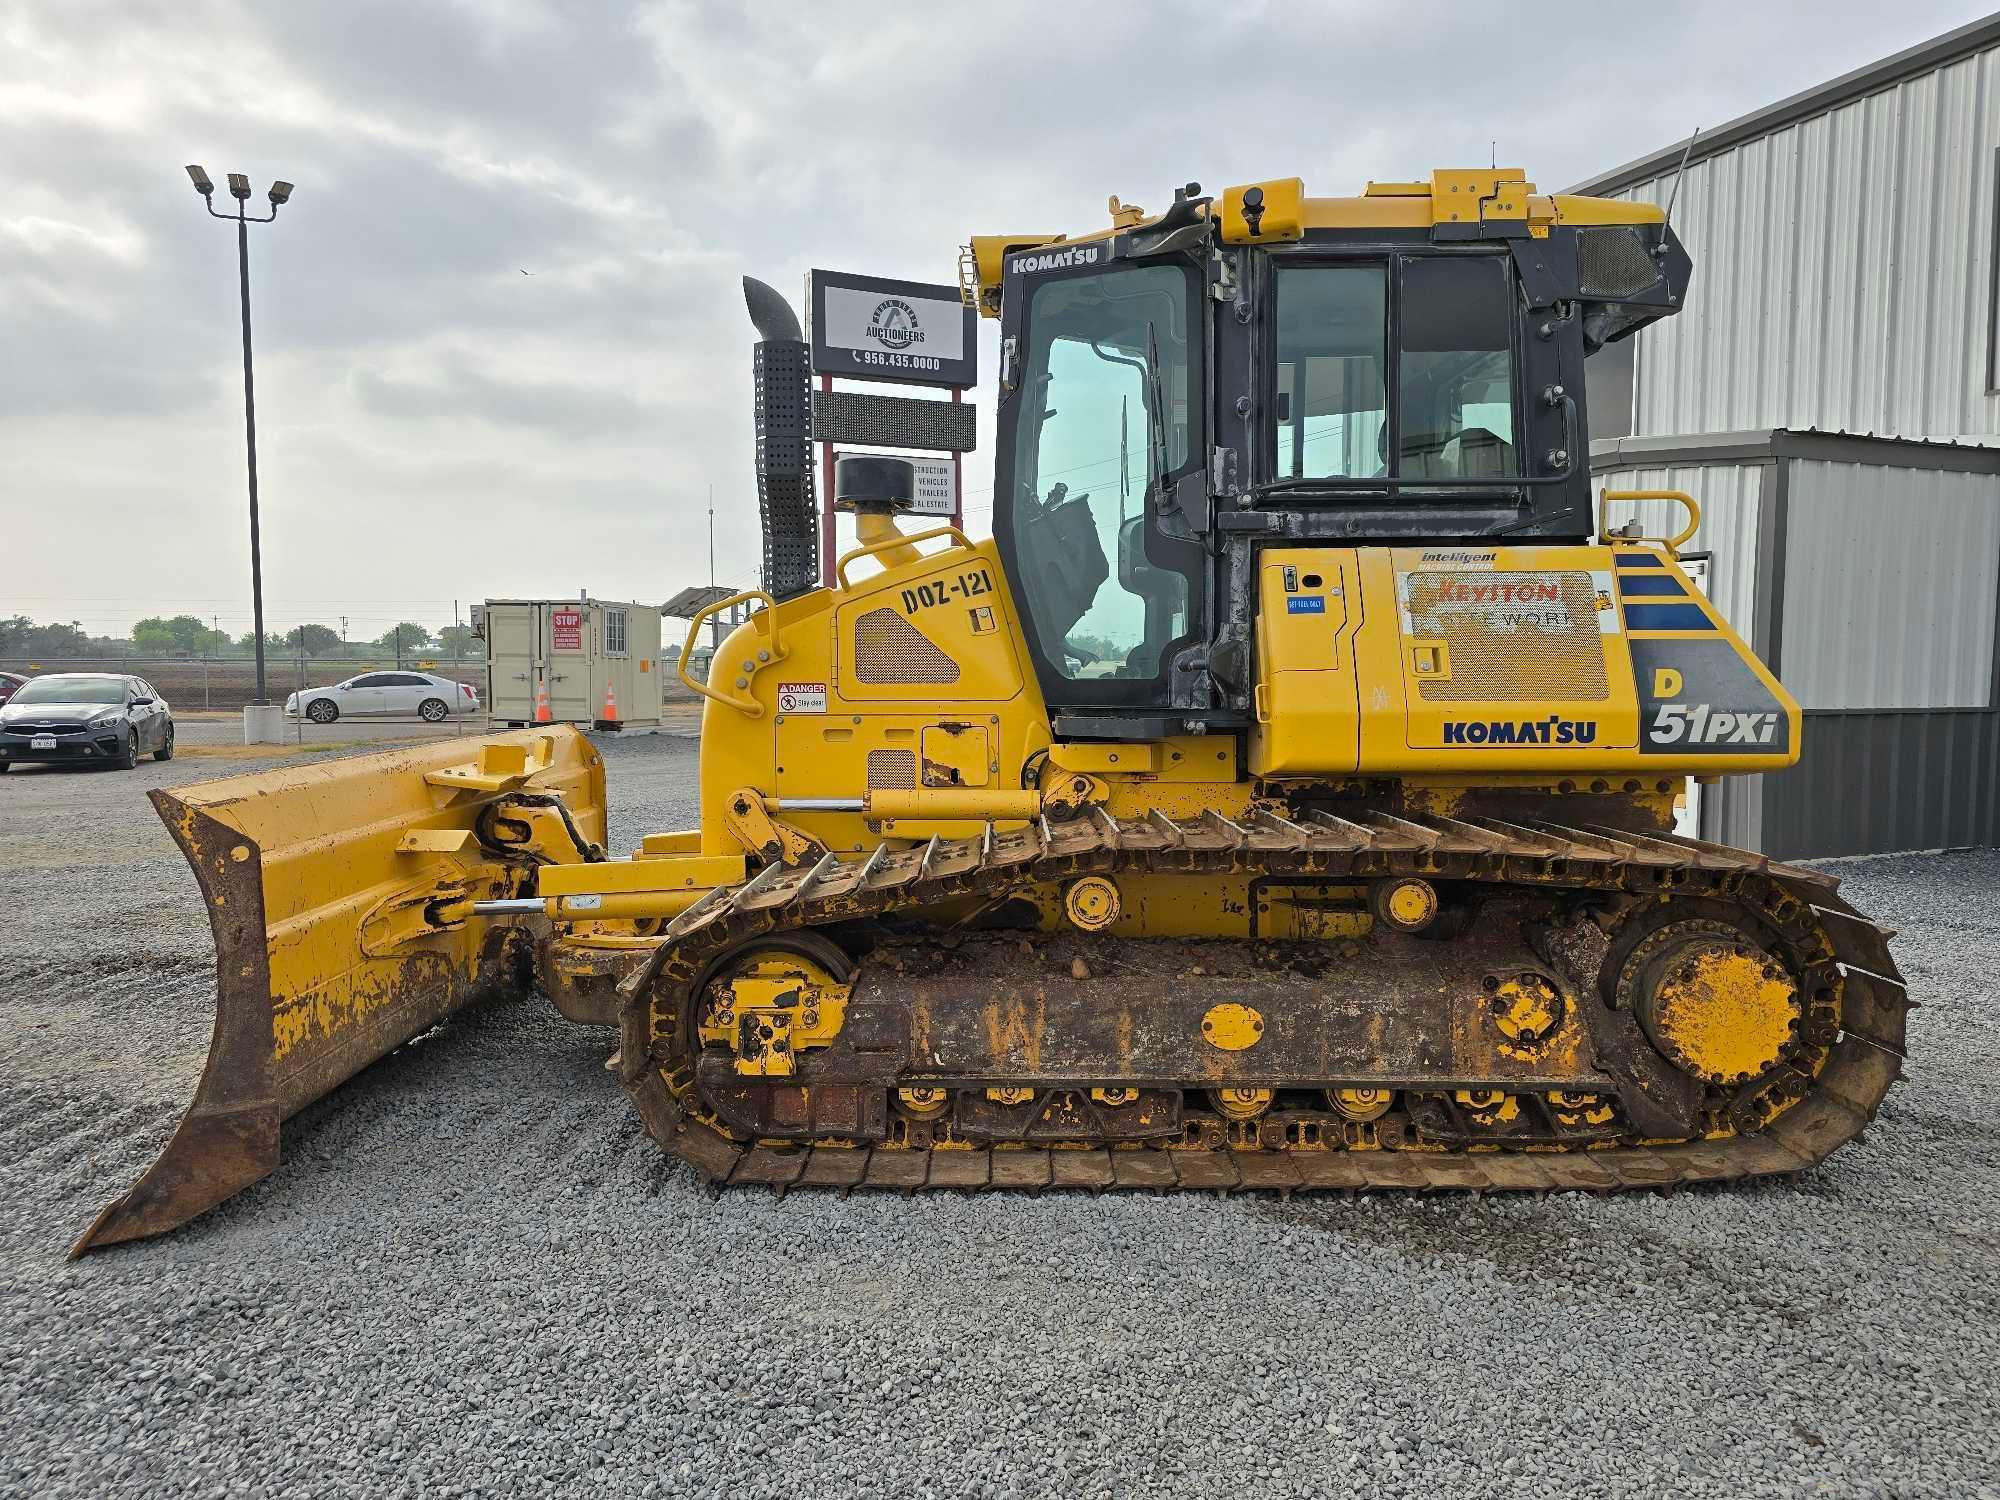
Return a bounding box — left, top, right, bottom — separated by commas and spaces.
0, 701, 122, 726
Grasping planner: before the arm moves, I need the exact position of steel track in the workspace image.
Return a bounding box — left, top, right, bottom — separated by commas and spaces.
613, 807, 1910, 1194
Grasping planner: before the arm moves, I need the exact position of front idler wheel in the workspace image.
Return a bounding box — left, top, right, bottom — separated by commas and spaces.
1626, 920, 1803, 1088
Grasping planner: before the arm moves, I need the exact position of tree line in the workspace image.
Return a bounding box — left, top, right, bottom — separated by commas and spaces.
0, 614, 478, 660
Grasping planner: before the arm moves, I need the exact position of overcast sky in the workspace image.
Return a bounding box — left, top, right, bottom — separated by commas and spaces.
6, 0, 1990, 640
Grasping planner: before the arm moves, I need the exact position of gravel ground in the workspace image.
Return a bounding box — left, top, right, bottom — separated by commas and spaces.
2, 738, 1996, 1499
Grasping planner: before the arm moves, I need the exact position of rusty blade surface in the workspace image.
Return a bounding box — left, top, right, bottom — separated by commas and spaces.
70, 729, 605, 1256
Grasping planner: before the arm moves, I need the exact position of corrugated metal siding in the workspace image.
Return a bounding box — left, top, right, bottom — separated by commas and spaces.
1613, 42, 2000, 442
1762, 710, 2000, 857
1780, 459, 2000, 708
1592, 460, 1765, 634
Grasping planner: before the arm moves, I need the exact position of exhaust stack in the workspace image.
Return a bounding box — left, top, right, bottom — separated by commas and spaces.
743, 276, 818, 600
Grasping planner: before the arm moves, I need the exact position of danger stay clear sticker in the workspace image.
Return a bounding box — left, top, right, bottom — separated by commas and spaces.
777, 682, 828, 714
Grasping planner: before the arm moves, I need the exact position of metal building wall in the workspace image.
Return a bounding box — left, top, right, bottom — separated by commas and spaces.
1779, 460, 2000, 709
1606, 42, 2000, 443
1764, 455, 2000, 859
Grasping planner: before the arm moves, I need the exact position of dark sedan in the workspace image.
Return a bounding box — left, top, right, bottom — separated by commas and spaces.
0, 673, 175, 771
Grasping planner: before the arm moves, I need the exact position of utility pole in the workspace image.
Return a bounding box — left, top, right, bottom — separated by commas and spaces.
708, 484, 716, 587
185, 164, 292, 730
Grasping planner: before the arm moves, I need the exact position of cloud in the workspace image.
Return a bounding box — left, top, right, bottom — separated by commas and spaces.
4, 0, 1992, 634
346, 355, 655, 437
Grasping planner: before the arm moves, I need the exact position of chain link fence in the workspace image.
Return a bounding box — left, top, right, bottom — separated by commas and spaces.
0, 653, 484, 714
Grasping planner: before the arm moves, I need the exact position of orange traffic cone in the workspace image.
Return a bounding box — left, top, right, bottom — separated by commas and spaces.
534, 679, 552, 723
600, 681, 620, 727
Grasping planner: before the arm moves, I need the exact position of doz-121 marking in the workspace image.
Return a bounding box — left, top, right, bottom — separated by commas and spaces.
901, 567, 993, 615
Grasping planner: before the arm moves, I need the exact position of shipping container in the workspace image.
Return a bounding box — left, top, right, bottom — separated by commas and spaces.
475, 598, 663, 728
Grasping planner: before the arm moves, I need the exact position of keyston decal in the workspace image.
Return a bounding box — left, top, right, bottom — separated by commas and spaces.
1435, 579, 1559, 604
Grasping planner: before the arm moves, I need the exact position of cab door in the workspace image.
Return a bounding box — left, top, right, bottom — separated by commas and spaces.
991, 250, 1206, 723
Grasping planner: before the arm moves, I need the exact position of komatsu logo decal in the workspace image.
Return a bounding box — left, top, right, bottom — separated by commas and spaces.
1443, 716, 1599, 746
1009, 245, 1102, 275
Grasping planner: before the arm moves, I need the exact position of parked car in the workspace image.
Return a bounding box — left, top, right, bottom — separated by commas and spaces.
0, 672, 173, 770
0, 671, 25, 707
285, 671, 479, 724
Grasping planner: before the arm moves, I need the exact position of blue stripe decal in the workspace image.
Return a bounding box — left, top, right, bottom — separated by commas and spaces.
1614, 552, 1666, 568
1618, 574, 1690, 597
1623, 603, 1714, 632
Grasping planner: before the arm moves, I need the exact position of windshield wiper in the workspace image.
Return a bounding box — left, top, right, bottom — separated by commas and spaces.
1143, 322, 1170, 505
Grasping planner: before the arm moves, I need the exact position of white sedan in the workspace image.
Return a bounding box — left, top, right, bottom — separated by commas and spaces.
285, 671, 479, 724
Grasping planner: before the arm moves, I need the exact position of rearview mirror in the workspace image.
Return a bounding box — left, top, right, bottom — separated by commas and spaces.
131, 696, 154, 707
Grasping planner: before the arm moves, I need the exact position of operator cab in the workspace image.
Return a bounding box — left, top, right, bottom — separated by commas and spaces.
981, 172, 1690, 734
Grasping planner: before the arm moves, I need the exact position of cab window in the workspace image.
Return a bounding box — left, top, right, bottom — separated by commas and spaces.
1275, 266, 1386, 479
1274, 255, 1518, 482
1397, 256, 1515, 478
1008, 263, 1196, 686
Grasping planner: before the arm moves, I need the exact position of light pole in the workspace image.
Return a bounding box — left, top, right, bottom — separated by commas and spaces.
185, 164, 291, 717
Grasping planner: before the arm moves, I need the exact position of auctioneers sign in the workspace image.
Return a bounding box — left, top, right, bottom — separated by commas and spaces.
809, 270, 976, 389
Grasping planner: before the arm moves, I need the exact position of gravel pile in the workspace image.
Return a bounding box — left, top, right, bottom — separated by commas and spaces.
2, 740, 1996, 1498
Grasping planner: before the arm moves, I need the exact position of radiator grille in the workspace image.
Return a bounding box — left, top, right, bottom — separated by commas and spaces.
866, 749, 917, 789
1403, 570, 1609, 702
854, 608, 960, 684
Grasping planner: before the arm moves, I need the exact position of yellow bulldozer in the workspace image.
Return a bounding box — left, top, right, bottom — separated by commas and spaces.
74, 170, 1909, 1254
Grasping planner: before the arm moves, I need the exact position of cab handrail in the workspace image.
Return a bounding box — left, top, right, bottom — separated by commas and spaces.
1599, 488, 1701, 558
677, 589, 783, 717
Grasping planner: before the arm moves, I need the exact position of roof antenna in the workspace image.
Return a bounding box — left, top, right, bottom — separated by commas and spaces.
1662, 125, 1701, 235
1490, 139, 1496, 170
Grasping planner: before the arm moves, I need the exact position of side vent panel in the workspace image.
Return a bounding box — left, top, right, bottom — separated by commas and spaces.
854, 608, 961, 685
865, 749, 917, 790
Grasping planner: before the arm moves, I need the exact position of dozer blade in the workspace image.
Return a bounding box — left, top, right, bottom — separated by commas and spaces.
69, 727, 604, 1256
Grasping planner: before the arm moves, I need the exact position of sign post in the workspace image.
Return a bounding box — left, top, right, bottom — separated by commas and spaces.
808, 270, 979, 582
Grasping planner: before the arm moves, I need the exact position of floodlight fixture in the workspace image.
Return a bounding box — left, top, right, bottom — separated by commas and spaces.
227, 172, 252, 201
267, 180, 293, 207
186, 164, 214, 196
